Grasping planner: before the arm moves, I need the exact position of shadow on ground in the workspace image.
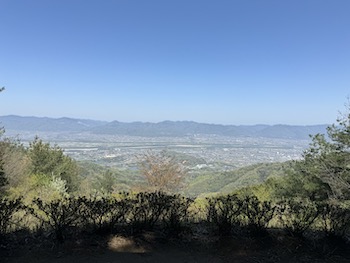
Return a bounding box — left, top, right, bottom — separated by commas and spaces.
2, 230, 350, 263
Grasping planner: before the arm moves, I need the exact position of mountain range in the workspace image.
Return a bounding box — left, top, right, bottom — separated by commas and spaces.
0, 115, 328, 140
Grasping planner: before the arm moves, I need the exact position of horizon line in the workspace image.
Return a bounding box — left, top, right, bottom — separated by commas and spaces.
0, 114, 330, 127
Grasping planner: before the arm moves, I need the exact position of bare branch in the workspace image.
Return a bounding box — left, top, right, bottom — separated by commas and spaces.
139, 150, 186, 192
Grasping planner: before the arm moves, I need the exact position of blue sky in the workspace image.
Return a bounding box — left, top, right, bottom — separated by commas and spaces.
0, 0, 349, 125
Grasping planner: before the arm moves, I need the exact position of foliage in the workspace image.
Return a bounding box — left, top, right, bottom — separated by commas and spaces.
0, 192, 349, 246
185, 162, 289, 197
0, 135, 80, 200
79, 195, 131, 232
206, 194, 275, 236
130, 191, 172, 231
0, 138, 31, 197
317, 201, 350, 238
78, 161, 144, 195
239, 195, 275, 235
291, 105, 350, 201
206, 194, 243, 235
7, 173, 68, 203
303, 134, 350, 200
258, 104, 350, 203
1, 140, 31, 190
0, 197, 22, 235
27, 197, 84, 242
96, 170, 116, 194
28, 137, 79, 192
162, 194, 193, 235
139, 151, 187, 192
269, 163, 330, 202
276, 199, 319, 237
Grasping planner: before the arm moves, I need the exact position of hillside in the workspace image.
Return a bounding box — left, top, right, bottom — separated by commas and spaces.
0, 115, 328, 140
184, 162, 289, 196
75, 159, 289, 197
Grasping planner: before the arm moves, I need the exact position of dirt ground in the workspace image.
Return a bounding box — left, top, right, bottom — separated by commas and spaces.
2, 231, 350, 263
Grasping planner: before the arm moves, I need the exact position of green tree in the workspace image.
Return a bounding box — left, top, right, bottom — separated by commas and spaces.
270, 162, 330, 201
301, 106, 350, 200
28, 137, 79, 192
97, 170, 115, 194
273, 103, 350, 201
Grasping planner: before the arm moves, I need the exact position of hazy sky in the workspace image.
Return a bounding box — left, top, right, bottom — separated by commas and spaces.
1, 0, 349, 125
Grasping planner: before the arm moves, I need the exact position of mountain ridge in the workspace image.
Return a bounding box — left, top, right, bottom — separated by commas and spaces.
0, 115, 328, 140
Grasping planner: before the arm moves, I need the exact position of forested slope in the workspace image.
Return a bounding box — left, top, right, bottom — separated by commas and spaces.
184, 162, 289, 196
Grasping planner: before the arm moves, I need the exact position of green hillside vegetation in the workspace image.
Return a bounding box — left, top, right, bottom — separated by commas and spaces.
185, 162, 290, 197
78, 161, 144, 194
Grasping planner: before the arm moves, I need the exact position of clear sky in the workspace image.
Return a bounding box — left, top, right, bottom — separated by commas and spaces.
0, 0, 349, 125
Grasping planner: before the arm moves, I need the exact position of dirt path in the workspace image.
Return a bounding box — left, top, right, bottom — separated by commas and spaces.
2, 233, 350, 263
3, 235, 227, 263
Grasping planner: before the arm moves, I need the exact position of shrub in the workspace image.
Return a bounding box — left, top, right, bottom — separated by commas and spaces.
277, 199, 319, 237
27, 197, 84, 242
0, 197, 22, 235
163, 194, 193, 235
318, 202, 350, 239
130, 191, 171, 231
80, 195, 131, 232
239, 195, 275, 236
206, 194, 242, 235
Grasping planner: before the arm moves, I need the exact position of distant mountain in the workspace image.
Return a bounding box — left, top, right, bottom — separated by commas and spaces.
0, 115, 107, 132
0, 115, 328, 140
90, 120, 327, 139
